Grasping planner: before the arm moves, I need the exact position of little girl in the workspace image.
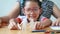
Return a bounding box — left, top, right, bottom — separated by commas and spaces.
8, 0, 52, 30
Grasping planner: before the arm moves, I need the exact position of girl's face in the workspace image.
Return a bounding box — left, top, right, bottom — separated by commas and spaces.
23, 1, 42, 21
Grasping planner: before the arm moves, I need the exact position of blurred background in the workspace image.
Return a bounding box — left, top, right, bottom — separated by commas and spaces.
0, 0, 60, 22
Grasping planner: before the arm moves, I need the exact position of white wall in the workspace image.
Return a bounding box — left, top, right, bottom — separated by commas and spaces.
0, 0, 17, 16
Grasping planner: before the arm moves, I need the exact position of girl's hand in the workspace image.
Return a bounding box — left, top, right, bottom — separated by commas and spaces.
8, 18, 22, 30
35, 22, 45, 30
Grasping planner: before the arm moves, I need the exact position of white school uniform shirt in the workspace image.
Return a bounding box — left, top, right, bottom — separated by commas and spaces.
17, 15, 47, 29
17, 15, 47, 23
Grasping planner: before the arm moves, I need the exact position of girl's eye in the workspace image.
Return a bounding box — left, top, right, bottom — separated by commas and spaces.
25, 8, 31, 11
25, 7, 40, 12
34, 8, 38, 11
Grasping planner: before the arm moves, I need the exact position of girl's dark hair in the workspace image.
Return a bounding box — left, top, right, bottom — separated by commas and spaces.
22, 0, 41, 8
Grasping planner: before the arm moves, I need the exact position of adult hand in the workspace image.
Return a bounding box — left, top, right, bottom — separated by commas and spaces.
8, 18, 21, 30
52, 18, 60, 26
0, 17, 2, 28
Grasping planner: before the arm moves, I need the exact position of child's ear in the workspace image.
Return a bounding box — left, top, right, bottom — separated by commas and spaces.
39, 8, 42, 14
22, 8, 25, 15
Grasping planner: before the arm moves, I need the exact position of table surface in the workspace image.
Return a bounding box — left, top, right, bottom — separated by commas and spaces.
0, 23, 60, 34
0, 25, 52, 34
0, 27, 50, 34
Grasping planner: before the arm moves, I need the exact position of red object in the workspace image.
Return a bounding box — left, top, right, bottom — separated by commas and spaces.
45, 30, 51, 34
15, 18, 22, 24
41, 17, 48, 21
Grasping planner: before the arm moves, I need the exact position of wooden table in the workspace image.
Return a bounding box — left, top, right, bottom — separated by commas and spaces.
1, 23, 60, 34
0, 25, 52, 34
0, 26, 60, 34
0, 27, 48, 34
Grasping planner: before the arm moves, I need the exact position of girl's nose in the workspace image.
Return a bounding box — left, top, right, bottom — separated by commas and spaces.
30, 11, 34, 15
